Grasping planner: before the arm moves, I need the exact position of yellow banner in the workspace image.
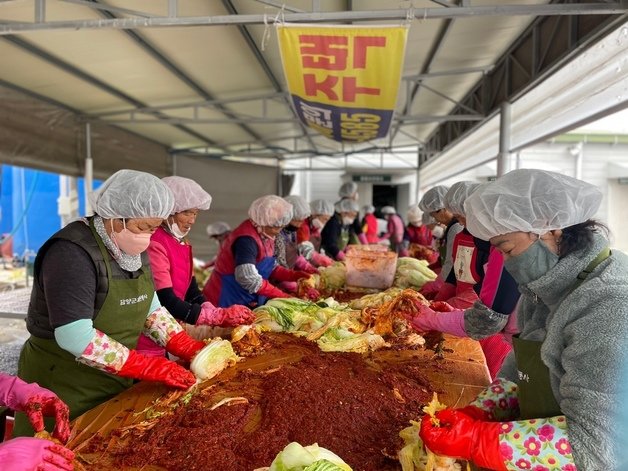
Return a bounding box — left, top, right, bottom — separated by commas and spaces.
277, 24, 408, 143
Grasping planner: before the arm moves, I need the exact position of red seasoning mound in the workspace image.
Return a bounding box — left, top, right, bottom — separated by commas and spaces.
90, 335, 435, 471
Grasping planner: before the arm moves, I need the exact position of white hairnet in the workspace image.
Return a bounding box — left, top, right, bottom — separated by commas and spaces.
363, 205, 375, 214
419, 186, 449, 213
310, 199, 334, 216
338, 181, 358, 198
249, 195, 293, 227
422, 212, 436, 225
90, 169, 174, 219
381, 206, 396, 215
445, 181, 480, 216
161, 176, 212, 214
465, 169, 603, 241
407, 206, 422, 223
335, 199, 359, 213
206, 221, 231, 237
284, 195, 311, 220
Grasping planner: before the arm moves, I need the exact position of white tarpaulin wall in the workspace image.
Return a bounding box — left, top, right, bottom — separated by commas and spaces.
419, 20, 628, 189
174, 155, 278, 260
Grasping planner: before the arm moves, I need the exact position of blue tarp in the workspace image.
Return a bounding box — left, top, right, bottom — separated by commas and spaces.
0, 165, 102, 257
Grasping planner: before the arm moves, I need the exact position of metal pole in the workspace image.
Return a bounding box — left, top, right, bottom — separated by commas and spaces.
0, 4, 622, 34
497, 102, 511, 177
84, 122, 94, 216
415, 146, 421, 204
277, 158, 283, 196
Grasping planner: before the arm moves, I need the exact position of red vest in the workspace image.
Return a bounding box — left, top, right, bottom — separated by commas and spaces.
406, 224, 433, 246
203, 219, 275, 306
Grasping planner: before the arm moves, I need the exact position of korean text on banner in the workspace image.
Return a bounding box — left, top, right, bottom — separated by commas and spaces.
277, 24, 408, 143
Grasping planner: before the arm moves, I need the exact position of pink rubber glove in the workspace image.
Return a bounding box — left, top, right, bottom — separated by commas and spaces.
336, 251, 346, 261
294, 255, 318, 274
419, 279, 442, 300
357, 233, 368, 245
434, 282, 456, 301
409, 306, 467, 337
196, 302, 255, 327
0, 437, 75, 471
311, 252, 333, 267
0, 374, 70, 443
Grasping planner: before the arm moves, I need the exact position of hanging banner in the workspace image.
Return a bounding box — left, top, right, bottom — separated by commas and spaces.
277, 24, 408, 143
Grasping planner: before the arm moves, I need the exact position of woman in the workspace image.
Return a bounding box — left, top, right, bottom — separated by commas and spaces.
337, 182, 368, 245
0, 373, 73, 470
274, 195, 318, 292
419, 169, 628, 470
321, 199, 360, 261
203, 195, 310, 307
203, 221, 231, 269
410, 181, 520, 378
379, 206, 405, 254
361, 205, 379, 243
296, 199, 334, 269
141, 176, 253, 356
15, 170, 207, 437
418, 185, 464, 298
402, 206, 438, 264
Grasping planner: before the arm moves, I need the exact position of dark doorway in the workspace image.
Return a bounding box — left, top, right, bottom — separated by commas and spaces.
372, 185, 397, 216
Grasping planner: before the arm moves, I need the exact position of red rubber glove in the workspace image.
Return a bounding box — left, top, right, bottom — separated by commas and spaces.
336, 251, 346, 261
419, 409, 506, 471
165, 330, 206, 362
258, 279, 291, 299
0, 437, 75, 471
271, 265, 310, 282
0, 374, 70, 443
430, 301, 456, 312
118, 350, 196, 389
457, 405, 491, 421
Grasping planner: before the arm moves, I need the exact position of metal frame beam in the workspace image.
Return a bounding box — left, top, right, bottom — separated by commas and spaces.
89, 0, 266, 146
421, 8, 627, 165
0, 35, 222, 148
221, 0, 319, 155
0, 4, 623, 34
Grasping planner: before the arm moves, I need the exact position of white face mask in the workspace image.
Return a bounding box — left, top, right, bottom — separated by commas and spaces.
410, 221, 421, 227
342, 216, 354, 226
432, 225, 445, 239
311, 218, 324, 229
168, 220, 190, 239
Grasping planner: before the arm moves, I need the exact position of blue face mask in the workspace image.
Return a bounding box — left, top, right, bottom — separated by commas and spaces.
504, 239, 559, 285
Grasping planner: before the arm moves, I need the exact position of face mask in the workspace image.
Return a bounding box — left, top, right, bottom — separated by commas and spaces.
342, 216, 354, 226
432, 226, 445, 239
410, 221, 421, 227
285, 224, 299, 233
504, 239, 559, 285
112, 220, 152, 256
311, 218, 324, 230
168, 220, 190, 239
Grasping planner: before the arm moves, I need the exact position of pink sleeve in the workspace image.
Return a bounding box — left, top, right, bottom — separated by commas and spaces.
146, 240, 173, 291
478, 247, 504, 308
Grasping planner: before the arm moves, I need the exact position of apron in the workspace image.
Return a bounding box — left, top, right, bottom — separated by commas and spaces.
14, 221, 154, 436
338, 227, 350, 252
514, 246, 611, 419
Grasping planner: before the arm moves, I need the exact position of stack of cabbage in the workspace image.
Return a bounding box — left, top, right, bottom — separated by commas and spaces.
394, 257, 437, 289
254, 297, 386, 353
259, 442, 352, 471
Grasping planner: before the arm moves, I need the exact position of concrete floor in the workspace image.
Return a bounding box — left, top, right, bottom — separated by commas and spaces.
0, 284, 31, 376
